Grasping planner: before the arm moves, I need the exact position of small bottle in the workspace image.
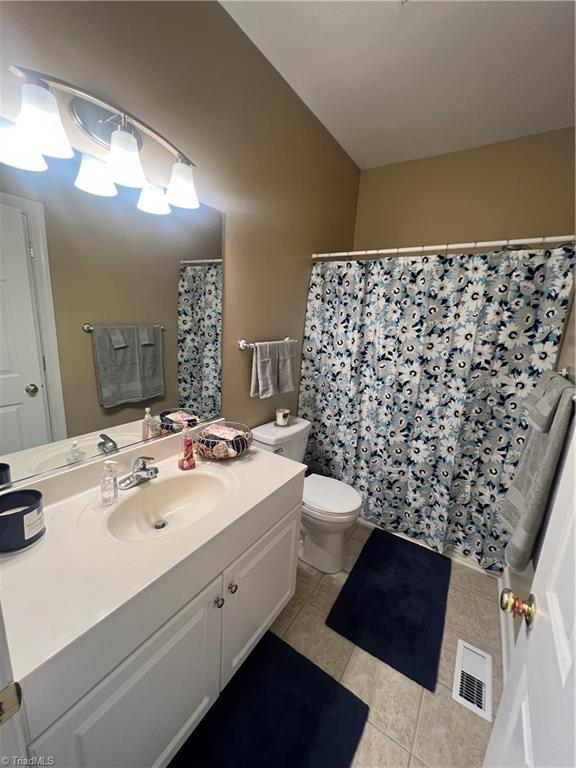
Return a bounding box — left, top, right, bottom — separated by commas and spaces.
100, 460, 118, 506
178, 426, 196, 471
142, 407, 152, 440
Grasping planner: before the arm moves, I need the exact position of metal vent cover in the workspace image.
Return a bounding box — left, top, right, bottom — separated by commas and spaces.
452, 639, 492, 722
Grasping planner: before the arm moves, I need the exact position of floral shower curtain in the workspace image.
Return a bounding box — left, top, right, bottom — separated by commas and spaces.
178, 262, 222, 420
298, 247, 574, 571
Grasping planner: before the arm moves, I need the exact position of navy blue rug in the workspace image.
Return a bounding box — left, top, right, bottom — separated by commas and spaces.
170, 631, 368, 768
326, 529, 451, 691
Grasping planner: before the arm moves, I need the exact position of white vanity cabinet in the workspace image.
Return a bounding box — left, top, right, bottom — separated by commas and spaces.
28, 577, 223, 768
28, 508, 300, 768
221, 509, 299, 687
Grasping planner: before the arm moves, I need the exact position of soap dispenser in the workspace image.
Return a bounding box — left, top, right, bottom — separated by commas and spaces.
66, 440, 86, 464
100, 460, 119, 506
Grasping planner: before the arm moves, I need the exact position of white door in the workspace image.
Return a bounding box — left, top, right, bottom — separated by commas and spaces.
0, 203, 51, 454
220, 509, 299, 688
485, 425, 575, 767
0, 595, 27, 762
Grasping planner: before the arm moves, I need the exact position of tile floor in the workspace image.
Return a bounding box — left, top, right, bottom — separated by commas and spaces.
271, 521, 502, 768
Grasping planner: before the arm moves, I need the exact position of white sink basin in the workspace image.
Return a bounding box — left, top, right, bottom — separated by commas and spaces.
106, 472, 230, 542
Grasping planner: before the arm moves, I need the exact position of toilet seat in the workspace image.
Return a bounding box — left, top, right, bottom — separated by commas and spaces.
303, 474, 362, 521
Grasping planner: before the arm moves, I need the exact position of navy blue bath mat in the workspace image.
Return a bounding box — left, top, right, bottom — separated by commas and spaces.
327, 529, 451, 691
170, 631, 368, 768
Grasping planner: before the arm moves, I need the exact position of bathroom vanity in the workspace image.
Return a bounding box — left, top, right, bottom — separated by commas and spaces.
0, 435, 305, 767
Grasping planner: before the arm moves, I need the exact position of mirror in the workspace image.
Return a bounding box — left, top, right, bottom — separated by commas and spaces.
0, 153, 223, 487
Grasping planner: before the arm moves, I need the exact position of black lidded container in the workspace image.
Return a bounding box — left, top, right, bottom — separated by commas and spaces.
0, 490, 45, 553
0, 463, 11, 488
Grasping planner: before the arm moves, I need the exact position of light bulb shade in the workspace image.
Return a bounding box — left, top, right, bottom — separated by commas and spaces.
74, 153, 117, 197
137, 183, 171, 215
166, 162, 199, 209
0, 117, 47, 172
17, 83, 73, 159
107, 129, 146, 188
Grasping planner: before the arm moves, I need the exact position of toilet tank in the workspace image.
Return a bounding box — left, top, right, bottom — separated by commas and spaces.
251, 417, 311, 462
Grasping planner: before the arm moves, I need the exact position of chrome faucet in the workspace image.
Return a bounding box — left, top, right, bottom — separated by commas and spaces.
98, 433, 119, 455
118, 457, 159, 490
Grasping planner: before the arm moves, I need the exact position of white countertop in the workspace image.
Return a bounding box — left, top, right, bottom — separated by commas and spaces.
0, 447, 304, 683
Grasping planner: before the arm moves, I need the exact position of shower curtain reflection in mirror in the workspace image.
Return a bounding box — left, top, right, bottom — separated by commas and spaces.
177, 262, 223, 420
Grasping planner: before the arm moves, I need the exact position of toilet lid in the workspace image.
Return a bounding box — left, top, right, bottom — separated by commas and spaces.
303, 474, 362, 515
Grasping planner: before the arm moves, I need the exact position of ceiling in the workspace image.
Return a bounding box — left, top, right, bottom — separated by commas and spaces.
222, 1, 575, 169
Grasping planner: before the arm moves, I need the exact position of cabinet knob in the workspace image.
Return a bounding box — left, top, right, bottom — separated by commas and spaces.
228, 583, 238, 594
214, 597, 225, 609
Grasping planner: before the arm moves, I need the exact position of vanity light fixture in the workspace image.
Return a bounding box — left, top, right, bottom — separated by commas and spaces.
166, 161, 200, 209
2, 65, 200, 214
16, 82, 74, 159
74, 153, 118, 197
107, 127, 146, 188
0, 117, 47, 171
137, 183, 171, 215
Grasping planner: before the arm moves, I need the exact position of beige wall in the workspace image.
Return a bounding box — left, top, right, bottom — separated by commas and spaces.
0, 1, 360, 429
353, 129, 575, 368
354, 129, 574, 248
0, 164, 222, 437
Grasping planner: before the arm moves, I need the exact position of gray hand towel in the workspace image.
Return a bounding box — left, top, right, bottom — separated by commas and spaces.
92, 326, 142, 408
523, 370, 570, 433
139, 325, 165, 400
278, 339, 297, 394
250, 340, 296, 399
108, 328, 127, 349
250, 342, 278, 399
501, 374, 574, 572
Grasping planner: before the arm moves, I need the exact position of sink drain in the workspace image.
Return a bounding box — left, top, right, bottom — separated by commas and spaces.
153, 520, 167, 530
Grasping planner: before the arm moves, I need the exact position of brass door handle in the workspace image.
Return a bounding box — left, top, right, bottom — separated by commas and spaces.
25, 383, 39, 396
500, 588, 537, 628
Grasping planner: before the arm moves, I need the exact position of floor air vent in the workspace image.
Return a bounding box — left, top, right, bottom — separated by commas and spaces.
452, 640, 492, 722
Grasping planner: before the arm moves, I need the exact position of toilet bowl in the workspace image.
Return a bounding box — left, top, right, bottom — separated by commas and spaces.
251, 418, 362, 573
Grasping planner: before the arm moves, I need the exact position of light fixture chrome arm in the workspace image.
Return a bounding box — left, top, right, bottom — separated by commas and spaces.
9, 64, 196, 167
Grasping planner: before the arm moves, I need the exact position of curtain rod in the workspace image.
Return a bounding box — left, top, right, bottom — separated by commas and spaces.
312, 234, 574, 260
180, 259, 222, 264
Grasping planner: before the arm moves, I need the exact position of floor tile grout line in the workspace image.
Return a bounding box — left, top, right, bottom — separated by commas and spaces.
410, 684, 427, 764
280, 588, 310, 638
365, 712, 414, 756
337, 641, 356, 682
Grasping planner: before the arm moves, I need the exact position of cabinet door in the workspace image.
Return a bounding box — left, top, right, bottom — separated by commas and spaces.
29, 576, 223, 768
221, 508, 299, 687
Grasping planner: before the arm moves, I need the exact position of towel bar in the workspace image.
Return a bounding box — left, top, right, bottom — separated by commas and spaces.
237, 337, 294, 350
82, 323, 165, 333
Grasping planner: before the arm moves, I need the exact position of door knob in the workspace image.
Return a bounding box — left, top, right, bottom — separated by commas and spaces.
25, 383, 39, 396
500, 588, 537, 628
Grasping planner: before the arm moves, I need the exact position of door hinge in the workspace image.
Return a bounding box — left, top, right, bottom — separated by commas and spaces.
0, 682, 21, 726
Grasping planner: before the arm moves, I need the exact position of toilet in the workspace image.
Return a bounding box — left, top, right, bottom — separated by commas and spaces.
251, 417, 362, 573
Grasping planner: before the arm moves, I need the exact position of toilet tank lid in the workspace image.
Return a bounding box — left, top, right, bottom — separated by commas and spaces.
251, 417, 311, 447
303, 474, 362, 514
